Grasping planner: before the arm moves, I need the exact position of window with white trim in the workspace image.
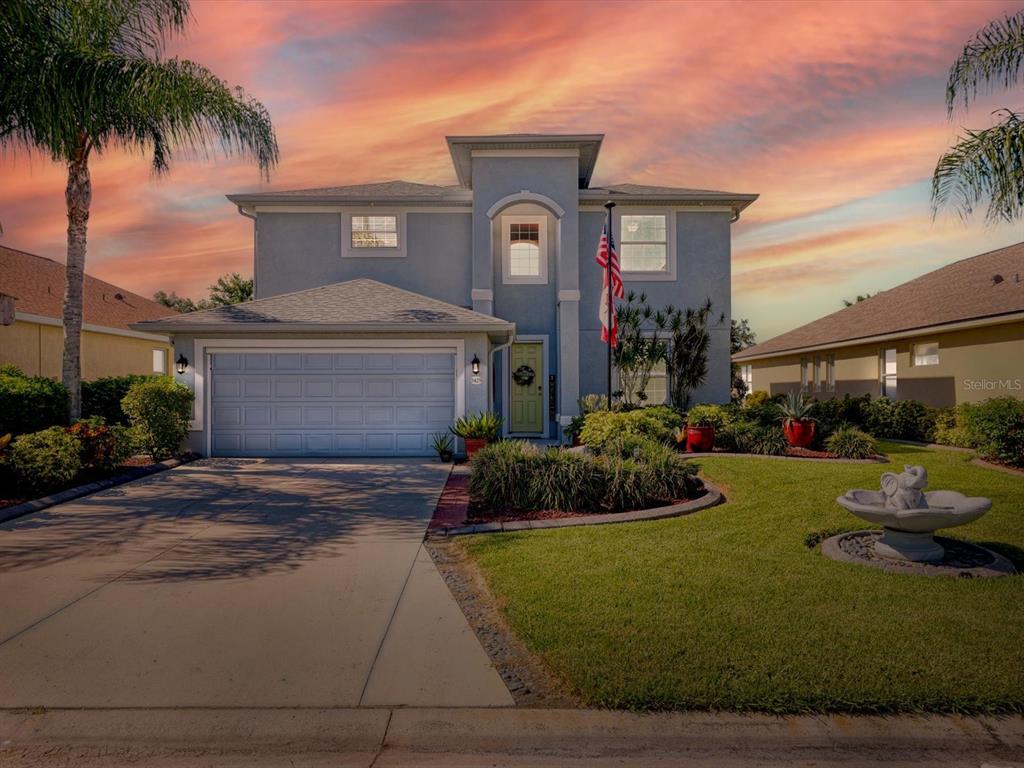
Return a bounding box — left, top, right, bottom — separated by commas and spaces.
645, 360, 669, 405
619, 214, 668, 273
351, 215, 398, 249
741, 364, 753, 395
913, 342, 939, 366
152, 349, 166, 374
502, 215, 547, 284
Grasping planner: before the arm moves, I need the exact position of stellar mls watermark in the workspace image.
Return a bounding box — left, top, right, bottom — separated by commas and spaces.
962, 378, 1023, 391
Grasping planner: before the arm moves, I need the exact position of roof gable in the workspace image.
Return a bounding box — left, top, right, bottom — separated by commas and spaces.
734, 241, 1024, 360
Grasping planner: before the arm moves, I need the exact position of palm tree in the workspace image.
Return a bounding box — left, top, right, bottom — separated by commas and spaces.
0, 0, 278, 418
932, 11, 1024, 223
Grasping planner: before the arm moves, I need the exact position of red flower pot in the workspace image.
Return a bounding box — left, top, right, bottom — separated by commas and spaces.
783, 418, 816, 448
571, 435, 582, 447
685, 426, 716, 453
464, 437, 488, 459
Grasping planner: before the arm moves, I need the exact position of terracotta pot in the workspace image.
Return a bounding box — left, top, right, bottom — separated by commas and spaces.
783, 418, 816, 448
571, 435, 582, 447
685, 426, 715, 453
464, 437, 488, 459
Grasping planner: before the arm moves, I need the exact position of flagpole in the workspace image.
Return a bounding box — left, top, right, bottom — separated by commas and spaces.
604, 201, 615, 410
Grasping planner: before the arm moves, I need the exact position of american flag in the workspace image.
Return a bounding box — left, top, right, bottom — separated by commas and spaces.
595, 222, 624, 345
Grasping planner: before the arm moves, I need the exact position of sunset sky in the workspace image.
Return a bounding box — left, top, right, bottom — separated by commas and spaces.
2, 0, 1023, 340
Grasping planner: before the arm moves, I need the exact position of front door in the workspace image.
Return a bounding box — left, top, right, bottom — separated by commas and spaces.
510, 342, 544, 433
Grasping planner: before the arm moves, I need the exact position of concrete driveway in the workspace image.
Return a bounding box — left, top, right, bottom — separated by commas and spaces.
0, 458, 512, 708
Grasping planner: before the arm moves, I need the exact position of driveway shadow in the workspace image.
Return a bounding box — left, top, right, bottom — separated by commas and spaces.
0, 459, 447, 582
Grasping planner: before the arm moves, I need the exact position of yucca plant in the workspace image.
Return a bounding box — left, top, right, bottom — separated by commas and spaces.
778, 392, 815, 423
450, 411, 503, 440
430, 432, 454, 461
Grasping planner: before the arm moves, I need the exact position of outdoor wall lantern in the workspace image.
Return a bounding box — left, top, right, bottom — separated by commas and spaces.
176, 354, 189, 375
471, 354, 481, 375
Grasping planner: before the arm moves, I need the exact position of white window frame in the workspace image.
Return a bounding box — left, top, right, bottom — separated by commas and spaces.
341, 210, 407, 259
614, 209, 676, 281
152, 348, 167, 374
881, 348, 898, 397
501, 215, 548, 284
913, 341, 939, 366
741, 364, 753, 395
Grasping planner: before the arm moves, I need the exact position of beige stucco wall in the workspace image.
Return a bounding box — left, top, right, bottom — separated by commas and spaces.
745, 319, 1024, 408
0, 320, 171, 380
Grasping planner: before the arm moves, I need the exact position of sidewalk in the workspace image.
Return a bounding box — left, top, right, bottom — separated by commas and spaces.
2, 708, 1021, 767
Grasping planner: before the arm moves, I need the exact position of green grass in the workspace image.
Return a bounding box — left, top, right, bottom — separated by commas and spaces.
463, 442, 1024, 713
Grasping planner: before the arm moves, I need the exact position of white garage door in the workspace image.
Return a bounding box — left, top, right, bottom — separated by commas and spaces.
209, 350, 456, 457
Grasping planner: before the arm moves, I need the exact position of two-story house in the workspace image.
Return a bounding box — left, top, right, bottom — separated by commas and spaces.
137, 134, 757, 457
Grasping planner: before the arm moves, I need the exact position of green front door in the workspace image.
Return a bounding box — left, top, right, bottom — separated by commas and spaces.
510, 342, 544, 433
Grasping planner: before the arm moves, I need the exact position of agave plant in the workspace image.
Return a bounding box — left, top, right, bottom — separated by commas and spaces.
430, 432, 454, 460
779, 392, 815, 423
450, 411, 503, 440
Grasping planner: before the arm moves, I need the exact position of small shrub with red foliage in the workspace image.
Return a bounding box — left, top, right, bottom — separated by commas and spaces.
67, 417, 134, 471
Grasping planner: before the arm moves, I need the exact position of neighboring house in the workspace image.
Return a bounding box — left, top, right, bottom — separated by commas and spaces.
733, 242, 1024, 408
0, 245, 173, 379
136, 133, 757, 457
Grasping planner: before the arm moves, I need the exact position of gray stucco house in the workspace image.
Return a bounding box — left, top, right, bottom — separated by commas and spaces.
136, 134, 757, 457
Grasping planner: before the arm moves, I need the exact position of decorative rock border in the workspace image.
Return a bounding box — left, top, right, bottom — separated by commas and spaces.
821, 530, 1016, 578
430, 480, 724, 537
0, 456, 195, 525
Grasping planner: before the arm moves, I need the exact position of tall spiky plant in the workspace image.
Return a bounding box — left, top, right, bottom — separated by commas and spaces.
0, 0, 278, 418
932, 11, 1024, 223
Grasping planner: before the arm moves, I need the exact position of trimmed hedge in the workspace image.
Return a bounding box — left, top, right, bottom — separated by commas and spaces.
578, 409, 678, 452
122, 378, 194, 460
0, 372, 69, 436
468, 439, 702, 513
6, 427, 82, 492
936, 397, 1024, 466
83, 375, 161, 425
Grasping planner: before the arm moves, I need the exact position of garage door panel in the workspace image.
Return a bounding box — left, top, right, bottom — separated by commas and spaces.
211, 350, 456, 456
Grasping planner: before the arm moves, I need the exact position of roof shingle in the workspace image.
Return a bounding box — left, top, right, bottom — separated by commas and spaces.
134, 279, 513, 333
0, 245, 175, 331
734, 241, 1024, 360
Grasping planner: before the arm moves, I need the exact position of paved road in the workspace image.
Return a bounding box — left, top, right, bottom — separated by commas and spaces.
0, 458, 511, 708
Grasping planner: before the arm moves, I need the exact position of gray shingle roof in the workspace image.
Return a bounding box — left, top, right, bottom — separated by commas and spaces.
227, 180, 470, 204
734, 241, 1024, 361
132, 279, 514, 334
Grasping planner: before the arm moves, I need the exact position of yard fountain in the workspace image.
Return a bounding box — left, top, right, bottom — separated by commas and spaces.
821, 465, 1015, 577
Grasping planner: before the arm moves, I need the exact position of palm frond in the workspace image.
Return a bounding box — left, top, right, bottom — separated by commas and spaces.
931, 109, 1024, 223
946, 10, 1024, 115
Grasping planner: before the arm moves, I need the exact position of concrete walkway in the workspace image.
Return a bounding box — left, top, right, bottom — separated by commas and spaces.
0, 458, 511, 708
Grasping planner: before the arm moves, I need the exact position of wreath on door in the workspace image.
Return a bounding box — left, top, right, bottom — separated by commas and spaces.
513, 365, 536, 387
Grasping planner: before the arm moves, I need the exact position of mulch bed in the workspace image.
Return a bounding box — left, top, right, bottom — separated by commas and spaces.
0, 454, 196, 511
429, 466, 705, 528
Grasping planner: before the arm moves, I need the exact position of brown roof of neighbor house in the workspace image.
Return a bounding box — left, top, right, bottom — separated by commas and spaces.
0, 245, 174, 332
733, 241, 1024, 361
134, 279, 515, 334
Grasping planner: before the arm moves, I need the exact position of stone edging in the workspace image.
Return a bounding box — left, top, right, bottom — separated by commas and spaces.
0, 456, 195, 525
685, 451, 888, 464
431, 480, 723, 537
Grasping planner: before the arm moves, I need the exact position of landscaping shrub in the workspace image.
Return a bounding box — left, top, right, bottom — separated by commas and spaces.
0, 372, 69, 436
743, 390, 774, 409
579, 409, 674, 451
639, 405, 685, 432
468, 437, 701, 513
0, 363, 25, 377
7, 427, 82, 492
932, 408, 975, 448
685, 403, 730, 429
716, 421, 788, 455
121, 378, 194, 460
825, 427, 877, 459
943, 397, 1024, 466
82, 375, 161, 425
67, 416, 135, 471
863, 396, 936, 442
810, 394, 871, 444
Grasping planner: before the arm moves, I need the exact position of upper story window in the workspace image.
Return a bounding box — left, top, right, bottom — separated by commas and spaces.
351, 215, 398, 249
913, 342, 939, 366
342, 211, 406, 258
502, 215, 547, 284
616, 211, 676, 280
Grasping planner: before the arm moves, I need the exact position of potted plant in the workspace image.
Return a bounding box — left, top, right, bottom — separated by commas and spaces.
431, 432, 454, 462
450, 411, 502, 459
683, 404, 725, 452
779, 392, 816, 447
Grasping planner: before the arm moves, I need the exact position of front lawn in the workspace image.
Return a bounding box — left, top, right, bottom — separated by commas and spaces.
463, 442, 1024, 713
